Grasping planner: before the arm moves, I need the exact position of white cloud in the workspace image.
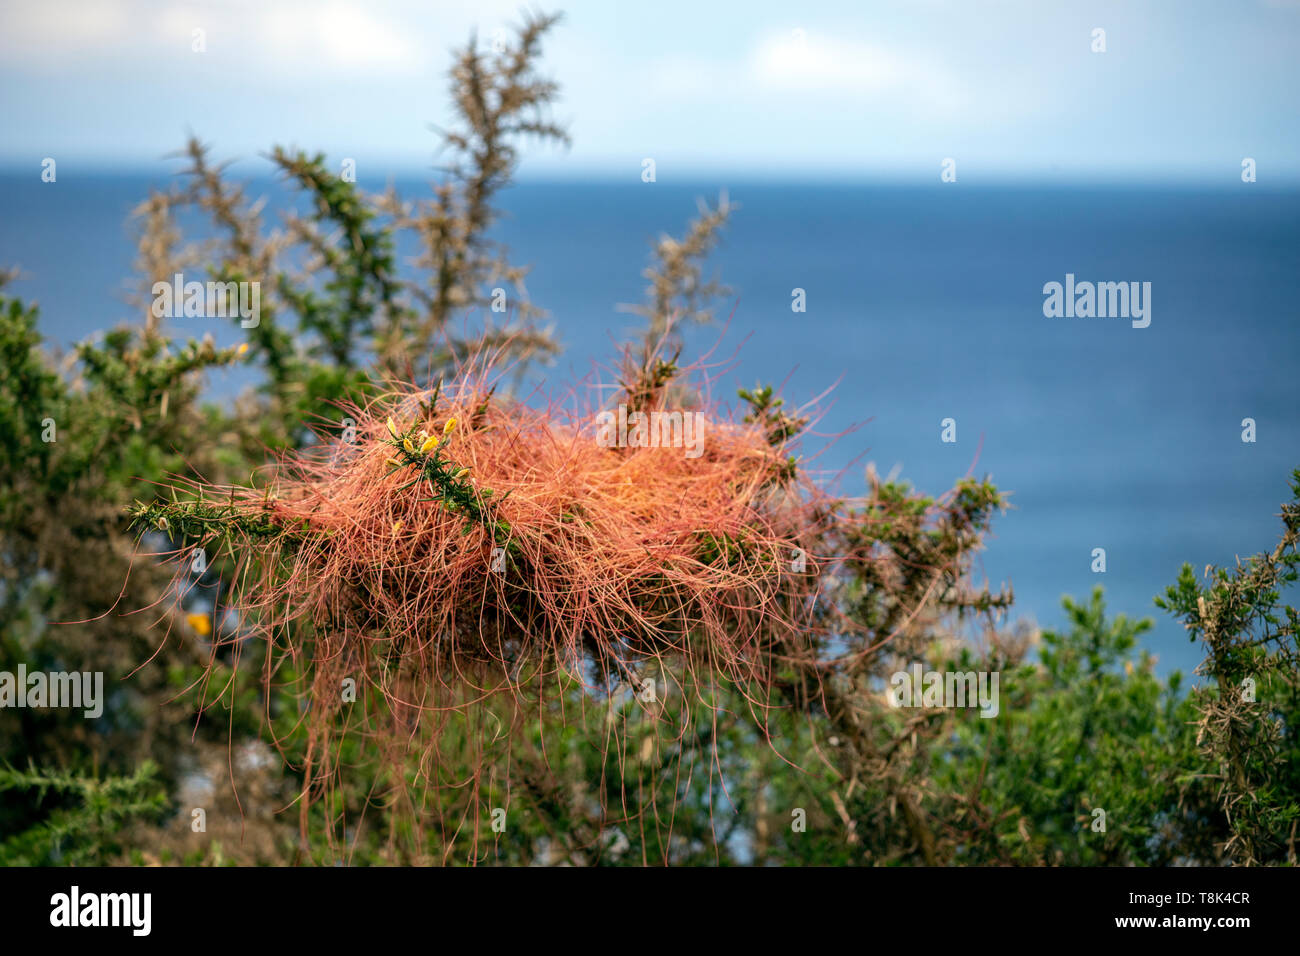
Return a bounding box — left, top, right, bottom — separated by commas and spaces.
0, 0, 521, 76
753, 31, 905, 93
257, 2, 421, 75
651, 30, 967, 114
0, 0, 131, 61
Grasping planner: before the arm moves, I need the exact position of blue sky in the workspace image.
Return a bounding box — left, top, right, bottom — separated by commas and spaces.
2, 0, 1299, 181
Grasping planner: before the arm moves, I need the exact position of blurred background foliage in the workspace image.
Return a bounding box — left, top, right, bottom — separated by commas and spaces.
1, 11, 1296, 866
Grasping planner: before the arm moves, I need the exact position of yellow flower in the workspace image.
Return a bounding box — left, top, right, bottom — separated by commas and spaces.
385, 457, 401, 468
454, 467, 471, 480
236, 342, 249, 356
386, 416, 399, 439
402, 437, 414, 453
186, 612, 211, 637
442, 418, 457, 436
391, 520, 403, 537
420, 435, 438, 453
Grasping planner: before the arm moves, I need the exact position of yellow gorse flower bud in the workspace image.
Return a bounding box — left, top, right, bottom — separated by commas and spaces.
386, 416, 399, 439
236, 342, 249, 356
454, 467, 471, 480
402, 437, 414, 453
391, 520, 403, 536
442, 418, 457, 436
420, 435, 438, 453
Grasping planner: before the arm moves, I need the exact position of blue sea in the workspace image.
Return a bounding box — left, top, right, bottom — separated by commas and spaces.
3, 172, 1298, 675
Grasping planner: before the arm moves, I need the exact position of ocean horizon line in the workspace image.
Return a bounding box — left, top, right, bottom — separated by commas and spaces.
3, 162, 1299, 192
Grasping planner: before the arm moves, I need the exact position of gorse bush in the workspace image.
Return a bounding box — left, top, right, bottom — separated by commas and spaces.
0, 762, 165, 866
2, 10, 1296, 865
1156, 469, 1300, 866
